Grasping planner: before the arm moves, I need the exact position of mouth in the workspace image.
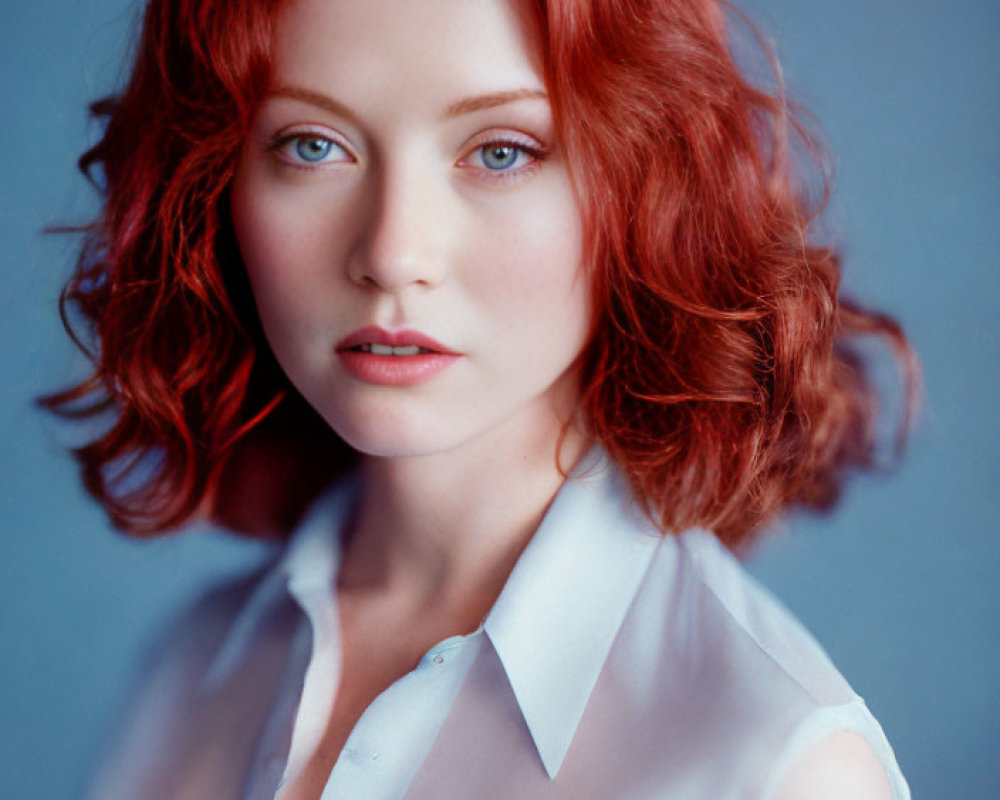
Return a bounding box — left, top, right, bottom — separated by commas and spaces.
335, 326, 459, 356
335, 326, 461, 386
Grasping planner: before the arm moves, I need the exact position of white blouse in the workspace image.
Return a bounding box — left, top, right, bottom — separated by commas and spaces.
87, 452, 910, 799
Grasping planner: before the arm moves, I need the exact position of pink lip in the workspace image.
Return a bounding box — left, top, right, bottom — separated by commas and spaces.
336, 326, 459, 354
335, 326, 461, 386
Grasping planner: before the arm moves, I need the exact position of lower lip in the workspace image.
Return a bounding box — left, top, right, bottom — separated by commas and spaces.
336, 350, 461, 386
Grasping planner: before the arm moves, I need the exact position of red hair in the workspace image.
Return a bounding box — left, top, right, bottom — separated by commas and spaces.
42, 0, 917, 544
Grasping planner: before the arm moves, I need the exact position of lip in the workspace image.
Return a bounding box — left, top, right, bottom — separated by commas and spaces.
336, 326, 459, 355
335, 326, 461, 386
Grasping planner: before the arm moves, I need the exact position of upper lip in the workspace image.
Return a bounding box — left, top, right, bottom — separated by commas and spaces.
336, 326, 459, 354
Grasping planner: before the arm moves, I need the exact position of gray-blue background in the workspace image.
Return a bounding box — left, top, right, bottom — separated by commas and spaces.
2, 0, 996, 796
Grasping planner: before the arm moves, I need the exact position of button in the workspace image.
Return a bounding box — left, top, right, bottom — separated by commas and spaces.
432, 655, 444, 664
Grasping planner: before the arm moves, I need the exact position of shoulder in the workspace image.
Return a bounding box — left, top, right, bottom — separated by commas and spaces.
772, 730, 895, 800
126, 559, 291, 692
86, 559, 300, 799
606, 527, 910, 798
645, 528, 856, 707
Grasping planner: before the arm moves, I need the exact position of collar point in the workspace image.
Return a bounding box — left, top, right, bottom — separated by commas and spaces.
539, 746, 568, 781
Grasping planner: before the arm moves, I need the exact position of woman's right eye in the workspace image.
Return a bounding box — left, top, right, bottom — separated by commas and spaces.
270, 133, 353, 167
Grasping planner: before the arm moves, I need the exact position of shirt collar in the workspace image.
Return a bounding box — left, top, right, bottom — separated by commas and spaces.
483, 448, 662, 778
206, 451, 662, 780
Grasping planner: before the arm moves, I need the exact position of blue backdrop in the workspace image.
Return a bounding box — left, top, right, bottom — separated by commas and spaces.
2, 1, 996, 796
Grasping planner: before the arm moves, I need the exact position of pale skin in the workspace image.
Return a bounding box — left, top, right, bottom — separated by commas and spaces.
230, 0, 894, 798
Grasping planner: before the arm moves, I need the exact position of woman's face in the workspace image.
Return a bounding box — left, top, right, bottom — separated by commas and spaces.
231, 0, 589, 460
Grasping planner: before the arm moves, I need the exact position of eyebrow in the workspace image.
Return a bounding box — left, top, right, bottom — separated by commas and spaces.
443, 88, 548, 118
268, 85, 548, 121
269, 86, 361, 124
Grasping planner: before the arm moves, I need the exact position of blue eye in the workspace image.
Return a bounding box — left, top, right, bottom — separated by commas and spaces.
480, 144, 521, 170
463, 137, 544, 178
272, 133, 351, 166
295, 137, 336, 162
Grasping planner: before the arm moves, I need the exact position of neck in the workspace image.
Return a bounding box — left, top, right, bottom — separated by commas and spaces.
337, 416, 590, 627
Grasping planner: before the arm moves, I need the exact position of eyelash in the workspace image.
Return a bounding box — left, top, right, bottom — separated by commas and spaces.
266, 130, 548, 181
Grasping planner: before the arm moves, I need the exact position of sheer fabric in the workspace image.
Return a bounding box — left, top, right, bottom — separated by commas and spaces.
87, 451, 910, 799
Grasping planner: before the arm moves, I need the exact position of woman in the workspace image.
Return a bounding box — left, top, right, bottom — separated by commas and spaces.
44, 0, 915, 797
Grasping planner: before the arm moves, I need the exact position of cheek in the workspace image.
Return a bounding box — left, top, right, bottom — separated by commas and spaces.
230, 168, 353, 326
464, 183, 589, 336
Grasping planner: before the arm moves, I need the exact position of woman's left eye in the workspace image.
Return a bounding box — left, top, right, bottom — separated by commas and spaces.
271, 134, 352, 166
461, 139, 544, 176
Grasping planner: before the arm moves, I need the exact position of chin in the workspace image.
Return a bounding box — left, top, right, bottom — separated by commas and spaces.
322, 407, 465, 461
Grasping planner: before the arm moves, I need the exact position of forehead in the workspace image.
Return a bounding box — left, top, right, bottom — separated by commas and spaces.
272, 0, 545, 108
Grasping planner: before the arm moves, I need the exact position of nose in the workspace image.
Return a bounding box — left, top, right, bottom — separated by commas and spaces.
347, 158, 447, 293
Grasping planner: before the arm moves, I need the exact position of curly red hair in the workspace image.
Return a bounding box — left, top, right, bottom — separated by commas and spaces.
41, 0, 917, 544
